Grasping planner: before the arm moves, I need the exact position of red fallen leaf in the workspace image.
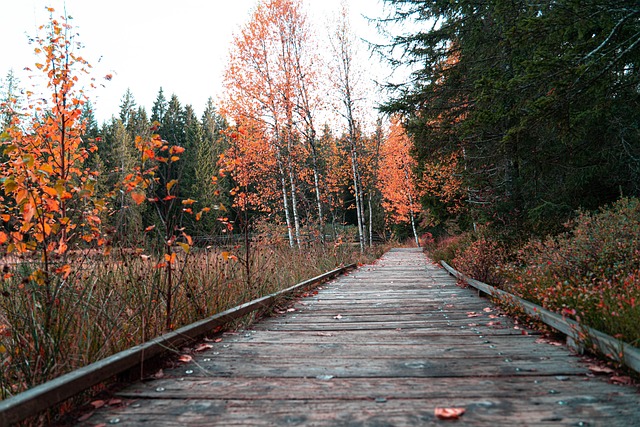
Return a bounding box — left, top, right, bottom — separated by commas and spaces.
535, 338, 563, 346
610, 375, 633, 385
467, 313, 480, 318
521, 330, 529, 335
483, 307, 492, 312
178, 354, 193, 363
487, 321, 501, 326
195, 343, 214, 352
588, 365, 614, 374
286, 308, 296, 312
468, 323, 478, 327
489, 314, 499, 319
214, 337, 223, 343
90, 400, 106, 409
77, 411, 94, 422
334, 314, 343, 320
434, 407, 465, 420
108, 398, 123, 406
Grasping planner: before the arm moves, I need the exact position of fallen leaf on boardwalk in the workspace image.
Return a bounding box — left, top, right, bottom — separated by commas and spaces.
610, 375, 633, 385
489, 314, 499, 319
434, 407, 465, 420
77, 411, 94, 422
286, 308, 296, 312
535, 337, 563, 346
468, 323, 478, 327
195, 343, 214, 352
90, 400, 105, 409
154, 369, 164, 379
334, 314, 343, 320
178, 354, 193, 363
588, 365, 614, 374
108, 398, 123, 406
487, 321, 501, 326
214, 338, 223, 343
317, 332, 333, 336
466, 312, 480, 318
483, 307, 492, 312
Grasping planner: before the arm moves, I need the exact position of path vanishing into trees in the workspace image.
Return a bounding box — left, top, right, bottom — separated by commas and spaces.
80, 248, 640, 426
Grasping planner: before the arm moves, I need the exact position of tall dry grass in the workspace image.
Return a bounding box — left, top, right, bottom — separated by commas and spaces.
0, 240, 385, 400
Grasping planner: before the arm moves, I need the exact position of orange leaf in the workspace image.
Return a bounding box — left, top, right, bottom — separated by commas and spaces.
166, 179, 178, 193
178, 354, 192, 363
130, 191, 146, 205
0, 231, 7, 244
182, 198, 196, 205
434, 407, 465, 420
90, 400, 106, 409
57, 242, 68, 255
1, 214, 9, 222
144, 225, 156, 232
194, 343, 213, 352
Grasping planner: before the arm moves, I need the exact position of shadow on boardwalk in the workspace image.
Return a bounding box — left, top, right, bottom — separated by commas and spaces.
80, 248, 640, 426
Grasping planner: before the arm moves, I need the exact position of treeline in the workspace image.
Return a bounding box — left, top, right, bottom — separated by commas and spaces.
380, 0, 640, 238
78, 86, 390, 248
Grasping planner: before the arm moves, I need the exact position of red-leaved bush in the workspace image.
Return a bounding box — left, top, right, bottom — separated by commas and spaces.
501, 198, 640, 346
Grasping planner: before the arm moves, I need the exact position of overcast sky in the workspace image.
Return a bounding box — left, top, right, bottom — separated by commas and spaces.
0, 0, 393, 124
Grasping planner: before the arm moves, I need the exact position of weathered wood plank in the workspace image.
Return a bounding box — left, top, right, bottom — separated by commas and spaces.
117, 375, 631, 401
81, 397, 640, 426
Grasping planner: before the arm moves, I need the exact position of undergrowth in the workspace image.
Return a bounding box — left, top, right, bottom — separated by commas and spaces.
427, 197, 640, 349
0, 240, 385, 402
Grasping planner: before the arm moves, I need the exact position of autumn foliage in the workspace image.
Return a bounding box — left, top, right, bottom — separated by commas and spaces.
0, 12, 104, 294
377, 117, 422, 244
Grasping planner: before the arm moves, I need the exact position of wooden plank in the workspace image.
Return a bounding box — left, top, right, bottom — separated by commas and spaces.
165, 355, 587, 378
118, 376, 638, 401
0, 264, 354, 426
81, 397, 640, 426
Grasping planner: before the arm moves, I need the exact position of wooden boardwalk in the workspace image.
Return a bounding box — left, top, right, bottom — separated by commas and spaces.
80, 248, 640, 426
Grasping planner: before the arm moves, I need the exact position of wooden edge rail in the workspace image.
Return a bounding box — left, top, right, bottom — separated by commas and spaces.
0, 263, 356, 425
440, 260, 640, 375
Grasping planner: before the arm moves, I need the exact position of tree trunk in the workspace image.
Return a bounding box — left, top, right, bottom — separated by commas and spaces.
289, 167, 302, 248
350, 147, 364, 253
368, 192, 373, 247
278, 158, 294, 247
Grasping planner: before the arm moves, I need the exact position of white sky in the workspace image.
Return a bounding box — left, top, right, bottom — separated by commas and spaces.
0, 0, 394, 124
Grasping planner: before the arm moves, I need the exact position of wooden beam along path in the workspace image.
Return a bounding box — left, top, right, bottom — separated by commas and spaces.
80, 248, 640, 426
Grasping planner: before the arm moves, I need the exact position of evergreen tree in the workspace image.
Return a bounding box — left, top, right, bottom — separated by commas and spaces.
0, 69, 22, 130
150, 87, 167, 124
118, 88, 137, 128
380, 0, 640, 235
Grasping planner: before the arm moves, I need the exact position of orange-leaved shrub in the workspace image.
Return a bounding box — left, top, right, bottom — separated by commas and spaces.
500, 197, 640, 346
